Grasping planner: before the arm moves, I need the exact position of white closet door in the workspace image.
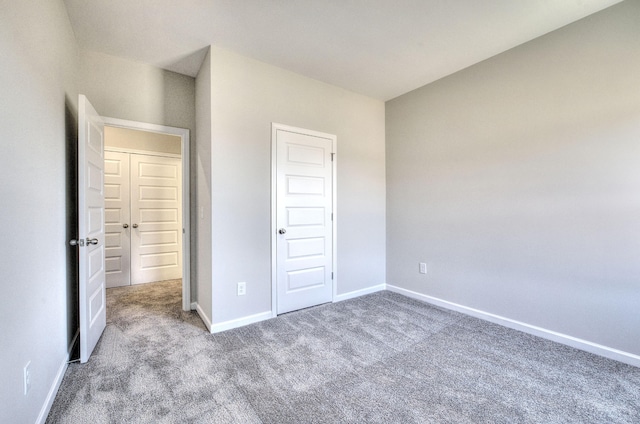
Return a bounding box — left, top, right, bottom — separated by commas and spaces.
276, 127, 334, 314
104, 151, 131, 288
130, 154, 182, 284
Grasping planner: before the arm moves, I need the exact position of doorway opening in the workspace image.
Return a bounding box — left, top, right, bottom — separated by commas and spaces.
103, 117, 191, 311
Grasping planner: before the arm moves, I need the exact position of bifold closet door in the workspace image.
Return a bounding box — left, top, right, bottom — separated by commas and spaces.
104, 151, 131, 288
130, 154, 182, 285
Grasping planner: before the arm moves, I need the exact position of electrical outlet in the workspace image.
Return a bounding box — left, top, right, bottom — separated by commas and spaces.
24, 361, 31, 395
419, 262, 427, 274
237, 282, 246, 296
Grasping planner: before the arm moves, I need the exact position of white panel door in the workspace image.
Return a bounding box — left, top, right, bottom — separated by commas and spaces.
77, 95, 106, 363
130, 154, 182, 284
104, 151, 131, 288
276, 127, 334, 314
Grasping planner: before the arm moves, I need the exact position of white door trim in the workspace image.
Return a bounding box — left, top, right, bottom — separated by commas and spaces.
270, 123, 337, 317
103, 116, 191, 311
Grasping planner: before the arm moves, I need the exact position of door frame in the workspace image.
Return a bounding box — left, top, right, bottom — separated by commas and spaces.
103, 116, 192, 311
270, 123, 337, 317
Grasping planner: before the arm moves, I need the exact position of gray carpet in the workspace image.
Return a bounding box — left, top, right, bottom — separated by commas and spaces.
47, 280, 640, 423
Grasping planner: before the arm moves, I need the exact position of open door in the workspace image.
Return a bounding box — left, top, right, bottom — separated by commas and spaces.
73, 95, 106, 363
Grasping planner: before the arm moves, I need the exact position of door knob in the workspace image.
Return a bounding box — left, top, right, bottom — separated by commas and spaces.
278, 228, 286, 234
122, 223, 129, 228
132, 223, 138, 228
86, 238, 99, 245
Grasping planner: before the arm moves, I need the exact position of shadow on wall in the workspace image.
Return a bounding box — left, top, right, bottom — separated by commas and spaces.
162, 67, 199, 303
65, 95, 80, 361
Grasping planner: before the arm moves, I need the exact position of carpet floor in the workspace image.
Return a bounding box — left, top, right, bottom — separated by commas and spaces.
47, 280, 640, 423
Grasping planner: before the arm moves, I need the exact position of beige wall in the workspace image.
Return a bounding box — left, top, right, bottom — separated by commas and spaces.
105, 126, 182, 155
200, 46, 386, 326
0, 0, 79, 422
386, 1, 640, 356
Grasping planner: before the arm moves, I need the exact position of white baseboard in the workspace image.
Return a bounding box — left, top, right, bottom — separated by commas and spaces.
208, 284, 386, 333
211, 311, 272, 334
36, 328, 79, 424
386, 284, 640, 368
36, 357, 68, 424
195, 303, 213, 332
334, 284, 386, 302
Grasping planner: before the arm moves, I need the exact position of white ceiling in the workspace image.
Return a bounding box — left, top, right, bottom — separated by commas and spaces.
63, 0, 622, 101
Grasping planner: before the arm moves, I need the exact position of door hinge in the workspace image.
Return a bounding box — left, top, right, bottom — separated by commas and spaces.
331, 272, 334, 280
331, 213, 333, 221
331, 153, 335, 161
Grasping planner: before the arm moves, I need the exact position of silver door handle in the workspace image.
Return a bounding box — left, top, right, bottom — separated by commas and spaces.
132, 223, 138, 228
86, 238, 99, 245
278, 228, 286, 234
69, 239, 84, 247
123, 223, 129, 228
